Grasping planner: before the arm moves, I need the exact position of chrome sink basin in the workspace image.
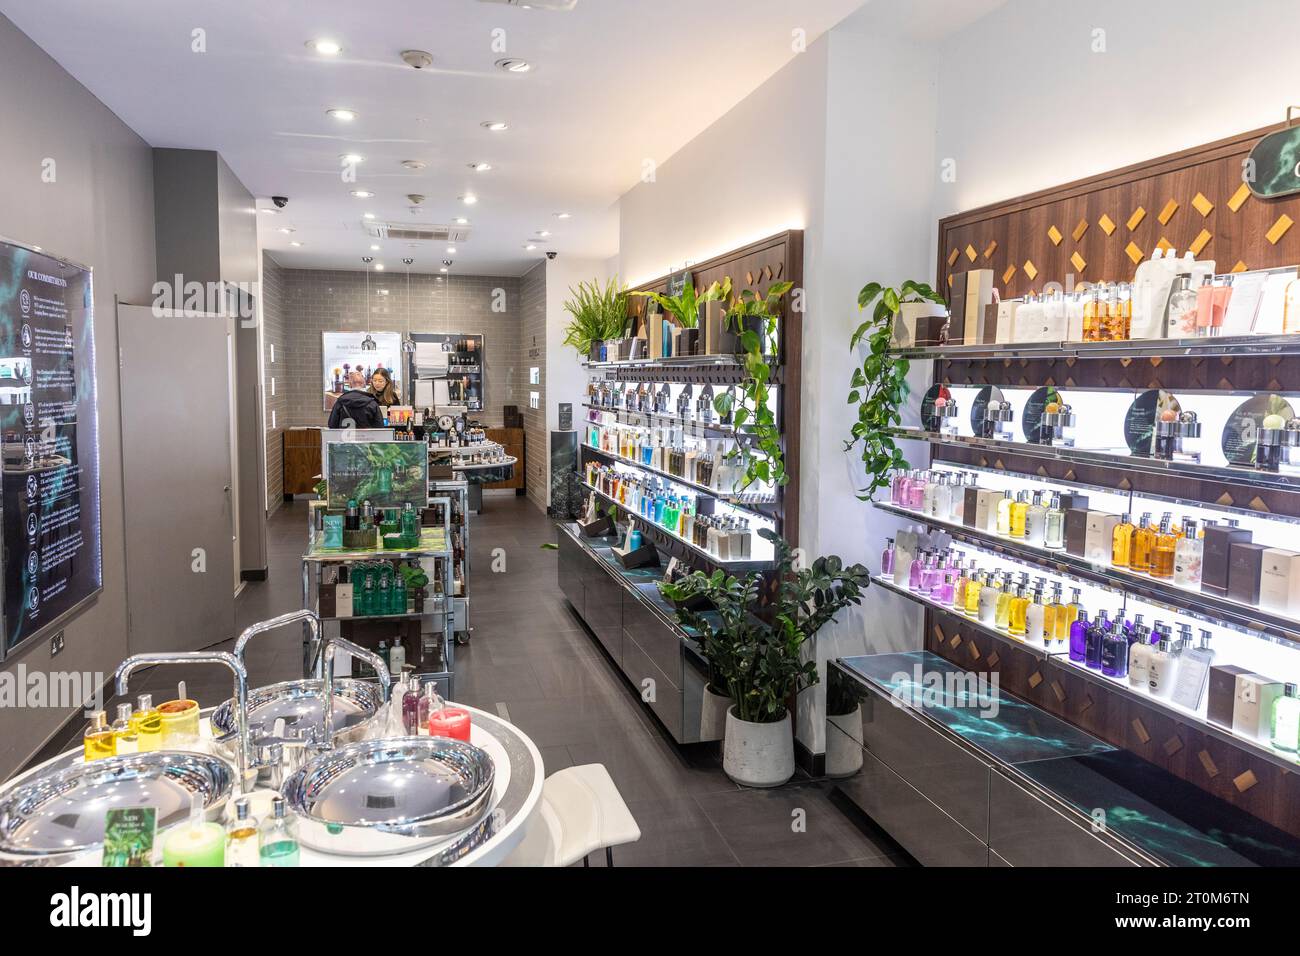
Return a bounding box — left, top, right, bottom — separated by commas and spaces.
0, 751, 233, 858
210, 678, 385, 752
282, 737, 495, 856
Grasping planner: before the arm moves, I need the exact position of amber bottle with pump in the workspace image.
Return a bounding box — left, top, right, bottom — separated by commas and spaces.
1151, 515, 1177, 579
1130, 513, 1156, 574
1112, 513, 1135, 569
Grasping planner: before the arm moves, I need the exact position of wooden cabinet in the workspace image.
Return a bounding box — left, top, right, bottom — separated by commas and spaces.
484, 426, 524, 491
282, 427, 322, 497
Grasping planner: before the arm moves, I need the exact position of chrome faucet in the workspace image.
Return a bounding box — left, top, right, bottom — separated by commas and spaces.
234, 609, 321, 666
320, 637, 392, 745
114, 651, 251, 784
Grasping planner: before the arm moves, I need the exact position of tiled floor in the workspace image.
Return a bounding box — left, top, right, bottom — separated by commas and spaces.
27, 493, 909, 867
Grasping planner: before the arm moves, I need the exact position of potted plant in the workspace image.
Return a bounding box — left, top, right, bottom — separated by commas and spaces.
659, 529, 870, 787
562, 277, 629, 362
631, 277, 731, 357
712, 280, 792, 493
845, 280, 945, 499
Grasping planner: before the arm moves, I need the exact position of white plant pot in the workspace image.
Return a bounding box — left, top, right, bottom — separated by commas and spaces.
699, 684, 731, 743
825, 704, 864, 778
723, 707, 795, 788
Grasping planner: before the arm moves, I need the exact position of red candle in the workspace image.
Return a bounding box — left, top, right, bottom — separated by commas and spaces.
428, 706, 471, 741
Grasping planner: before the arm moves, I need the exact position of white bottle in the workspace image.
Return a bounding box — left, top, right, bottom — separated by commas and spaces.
949, 474, 966, 523
1025, 590, 1046, 644
931, 474, 952, 520
1128, 631, 1153, 689
1170, 630, 1215, 710
1173, 519, 1202, 587
921, 473, 938, 516
978, 577, 1000, 625
1025, 492, 1047, 546
1147, 636, 1178, 700
388, 640, 406, 676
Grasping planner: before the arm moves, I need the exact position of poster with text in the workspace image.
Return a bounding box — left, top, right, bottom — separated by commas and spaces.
322, 331, 403, 412
0, 240, 103, 658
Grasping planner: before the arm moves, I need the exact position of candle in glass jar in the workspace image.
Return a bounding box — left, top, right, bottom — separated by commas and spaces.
428, 706, 471, 741
161, 821, 225, 867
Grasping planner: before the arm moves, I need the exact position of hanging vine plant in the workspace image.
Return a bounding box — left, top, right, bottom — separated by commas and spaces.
844, 280, 945, 500
713, 280, 792, 491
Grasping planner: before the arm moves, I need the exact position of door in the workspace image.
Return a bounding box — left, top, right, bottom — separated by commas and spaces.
117, 304, 236, 654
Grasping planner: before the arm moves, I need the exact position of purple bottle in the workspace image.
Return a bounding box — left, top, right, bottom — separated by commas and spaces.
402, 678, 422, 735
908, 550, 927, 591
1101, 625, 1129, 679
1085, 612, 1109, 670
1069, 611, 1089, 664
935, 571, 955, 605
880, 538, 896, 580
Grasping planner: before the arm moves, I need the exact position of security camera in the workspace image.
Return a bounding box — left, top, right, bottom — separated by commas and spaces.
546, 251, 558, 260
442, 259, 454, 267
271, 196, 289, 208
402, 258, 414, 265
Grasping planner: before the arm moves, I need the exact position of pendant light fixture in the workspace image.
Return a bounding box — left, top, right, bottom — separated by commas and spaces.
401, 258, 417, 354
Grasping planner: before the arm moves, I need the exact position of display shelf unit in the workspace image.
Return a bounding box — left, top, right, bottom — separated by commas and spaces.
874, 500, 1300, 644
428, 478, 470, 643
887, 331, 1300, 363
582, 440, 778, 514
581, 402, 748, 439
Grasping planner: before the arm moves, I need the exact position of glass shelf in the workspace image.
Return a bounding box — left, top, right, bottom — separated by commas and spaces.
886, 427, 1300, 495
581, 402, 752, 439
889, 332, 1300, 362
871, 574, 1300, 774
581, 442, 778, 515
873, 500, 1300, 645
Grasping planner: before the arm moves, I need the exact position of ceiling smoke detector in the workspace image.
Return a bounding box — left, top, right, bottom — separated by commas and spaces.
407, 194, 426, 205
400, 159, 427, 170
401, 50, 434, 70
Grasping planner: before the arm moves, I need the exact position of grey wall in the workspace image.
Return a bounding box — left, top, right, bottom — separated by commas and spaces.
152, 149, 220, 286
277, 268, 526, 429
0, 13, 156, 779
262, 252, 288, 513
518, 262, 547, 511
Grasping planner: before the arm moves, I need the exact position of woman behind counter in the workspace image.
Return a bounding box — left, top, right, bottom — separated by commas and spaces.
369, 367, 399, 407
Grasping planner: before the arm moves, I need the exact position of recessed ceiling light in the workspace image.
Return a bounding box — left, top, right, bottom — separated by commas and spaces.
278, 227, 295, 234
537, 230, 551, 237
351, 190, 374, 198
480, 121, 509, 131
554, 212, 571, 219
363, 212, 375, 220
327, 108, 357, 122
340, 153, 365, 165
495, 58, 531, 73
308, 39, 342, 56
460, 194, 478, 205
468, 162, 492, 173
440, 267, 448, 273
289, 241, 303, 247
259, 208, 278, 215
525, 244, 537, 251
400, 159, 427, 170
370, 244, 380, 251
378, 289, 389, 296
453, 217, 469, 225
374, 263, 384, 271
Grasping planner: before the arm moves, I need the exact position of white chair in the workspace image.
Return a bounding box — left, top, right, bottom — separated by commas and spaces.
503, 763, 641, 867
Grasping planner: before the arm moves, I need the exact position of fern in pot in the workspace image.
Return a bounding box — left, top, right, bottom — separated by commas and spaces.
562, 277, 629, 362
659, 530, 870, 787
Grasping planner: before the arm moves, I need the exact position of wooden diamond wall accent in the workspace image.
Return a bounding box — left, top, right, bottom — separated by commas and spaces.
1198, 750, 1219, 778
1192, 192, 1214, 216
1158, 199, 1179, 225
1216, 492, 1235, 507
1072, 218, 1089, 242
1266, 214, 1294, 245
968, 642, 981, 660
1250, 496, 1270, 512
1047, 225, 1063, 246
1189, 228, 1212, 256
1070, 251, 1087, 273
1131, 718, 1151, 744
1023, 260, 1038, 280
1028, 671, 1044, 689
1098, 213, 1116, 235
1079, 694, 1094, 712
949, 634, 962, 649
965, 244, 978, 262
1127, 207, 1147, 231
1050, 680, 1065, 702
948, 248, 960, 266
987, 652, 1000, 669
1163, 735, 1184, 757
1228, 182, 1251, 212
983, 240, 998, 259
1156, 236, 1174, 253
1234, 770, 1258, 793
1125, 241, 1144, 264
932, 624, 945, 642
1002, 264, 1016, 285
1232, 260, 1249, 273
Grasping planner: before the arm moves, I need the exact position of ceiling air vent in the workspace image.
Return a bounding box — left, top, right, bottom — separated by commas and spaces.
477, 0, 578, 9
365, 221, 471, 243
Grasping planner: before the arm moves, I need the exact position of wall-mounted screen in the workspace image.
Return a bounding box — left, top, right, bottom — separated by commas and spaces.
321, 331, 403, 413
408, 332, 483, 411
0, 239, 103, 659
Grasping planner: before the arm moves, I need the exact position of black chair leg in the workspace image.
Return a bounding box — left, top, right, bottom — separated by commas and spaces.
606, 847, 614, 867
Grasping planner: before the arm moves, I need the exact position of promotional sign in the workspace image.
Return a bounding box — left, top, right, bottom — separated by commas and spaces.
0, 239, 103, 659
1246, 124, 1300, 199
322, 331, 403, 412
325, 441, 428, 511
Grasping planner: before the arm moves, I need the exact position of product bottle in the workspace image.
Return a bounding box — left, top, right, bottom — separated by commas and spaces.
994, 582, 1015, 632
1044, 495, 1066, 550
1170, 630, 1215, 710
1173, 518, 1202, 587
225, 797, 260, 867
1042, 587, 1061, 645
1010, 492, 1029, 539
996, 491, 1014, 537
1025, 590, 1046, 644
259, 795, 300, 867
1147, 636, 1178, 699
1059, 588, 1083, 645
402, 677, 422, 734
1084, 612, 1109, 670
880, 538, 895, 579
1069, 611, 1090, 664
1151, 515, 1177, 579
1271, 684, 1300, 753
131, 694, 163, 752
1111, 514, 1135, 569
388, 639, 406, 676
111, 703, 139, 755
1008, 586, 1029, 637
1127, 626, 1154, 688
83, 709, 115, 761
908, 551, 926, 591
1025, 492, 1047, 546
965, 572, 985, 618
932, 474, 953, 519
1130, 513, 1155, 574
1101, 622, 1129, 679
978, 574, 1000, 624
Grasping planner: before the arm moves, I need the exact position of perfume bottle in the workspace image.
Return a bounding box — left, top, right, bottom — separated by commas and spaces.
880, 538, 896, 579
258, 795, 300, 867
978, 574, 1000, 624
1069, 611, 1090, 663
1170, 629, 1215, 710
1025, 492, 1047, 546
966, 572, 985, 618
1010, 492, 1029, 539
1147, 636, 1178, 700
131, 694, 163, 752
402, 677, 422, 735
1173, 518, 1202, 587
1084, 612, 1109, 670
1130, 513, 1155, 574
996, 491, 1014, 537
1044, 495, 1066, 550
83, 709, 115, 761
1271, 684, 1300, 753
1100, 622, 1129, 678
112, 703, 139, 755
1008, 586, 1029, 637
225, 797, 260, 868
1111, 514, 1135, 569
1151, 515, 1177, 579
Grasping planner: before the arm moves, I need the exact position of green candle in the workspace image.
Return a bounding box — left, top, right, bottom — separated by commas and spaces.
161, 822, 225, 867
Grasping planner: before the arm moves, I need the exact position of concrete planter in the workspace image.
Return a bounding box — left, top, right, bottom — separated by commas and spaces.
825, 704, 864, 778
699, 684, 731, 742
723, 707, 794, 788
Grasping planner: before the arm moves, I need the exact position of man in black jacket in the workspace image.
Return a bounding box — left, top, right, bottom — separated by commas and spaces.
328, 377, 384, 429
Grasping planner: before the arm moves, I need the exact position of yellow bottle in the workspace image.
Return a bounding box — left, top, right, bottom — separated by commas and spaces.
1060, 588, 1083, 642
131, 693, 163, 752
111, 703, 139, 755
1008, 587, 1029, 637
1082, 292, 1099, 342
83, 710, 115, 761
1130, 513, 1155, 574
1010, 493, 1029, 539
964, 572, 983, 617
1111, 513, 1135, 569
996, 492, 1014, 537
994, 584, 1014, 631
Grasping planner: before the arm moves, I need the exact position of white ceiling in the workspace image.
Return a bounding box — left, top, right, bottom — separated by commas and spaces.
3, 0, 869, 276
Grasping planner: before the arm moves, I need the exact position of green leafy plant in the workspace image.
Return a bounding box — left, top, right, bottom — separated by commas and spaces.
713, 281, 792, 491
561, 277, 629, 357
658, 529, 870, 723
844, 280, 945, 500
630, 277, 731, 329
